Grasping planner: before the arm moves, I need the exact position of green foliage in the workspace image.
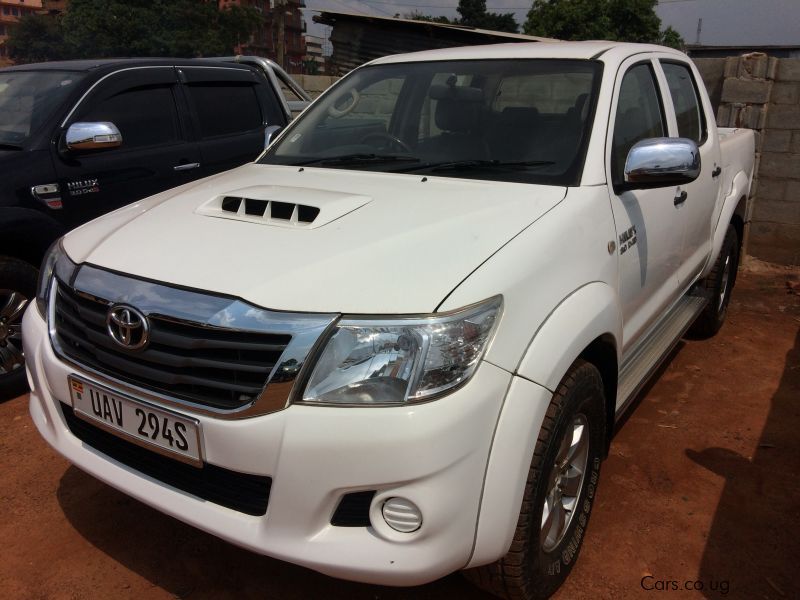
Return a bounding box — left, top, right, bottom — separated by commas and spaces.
660, 26, 684, 50
7, 14, 71, 64
405, 0, 519, 33
458, 0, 518, 33
525, 0, 684, 47
8, 0, 263, 64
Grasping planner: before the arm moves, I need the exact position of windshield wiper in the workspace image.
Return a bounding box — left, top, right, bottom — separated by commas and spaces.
294, 153, 421, 167
0, 143, 23, 151
403, 159, 555, 173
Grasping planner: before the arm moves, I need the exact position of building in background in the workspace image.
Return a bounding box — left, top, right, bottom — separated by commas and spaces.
303, 33, 325, 74
40, 0, 66, 14
221, 0, 306, 73
0, 0, 43, 65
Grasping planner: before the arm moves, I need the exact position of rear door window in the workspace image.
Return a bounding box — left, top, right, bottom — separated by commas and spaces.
661, 61, 705, 143
185, 83, 263, 138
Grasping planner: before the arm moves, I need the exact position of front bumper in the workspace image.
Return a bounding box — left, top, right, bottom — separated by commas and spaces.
23, 305, 512, 585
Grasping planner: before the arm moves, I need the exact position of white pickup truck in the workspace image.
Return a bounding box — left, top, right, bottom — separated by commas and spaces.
24, 41, 754, 599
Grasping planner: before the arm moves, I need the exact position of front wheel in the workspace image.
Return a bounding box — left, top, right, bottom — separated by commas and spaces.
0, 257, 38, 401
464, 360, 606, 599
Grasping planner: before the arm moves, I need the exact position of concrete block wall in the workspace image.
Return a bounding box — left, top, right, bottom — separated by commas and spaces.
695, 53, 800, 265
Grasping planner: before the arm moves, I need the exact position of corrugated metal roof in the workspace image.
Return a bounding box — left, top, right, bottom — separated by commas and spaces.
313, 10, 559, 75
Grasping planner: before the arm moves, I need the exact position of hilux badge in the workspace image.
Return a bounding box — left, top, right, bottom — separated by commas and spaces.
106, 305, 150, 350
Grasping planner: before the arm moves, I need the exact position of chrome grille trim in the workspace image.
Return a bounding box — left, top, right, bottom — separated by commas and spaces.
48, 265, 337, 419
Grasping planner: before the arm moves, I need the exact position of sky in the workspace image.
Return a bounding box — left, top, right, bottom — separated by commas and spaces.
302, 0, 800, 47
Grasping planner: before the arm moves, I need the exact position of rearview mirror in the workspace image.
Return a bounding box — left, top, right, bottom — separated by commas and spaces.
624, 137, 700, 187
65, 122, 123, 151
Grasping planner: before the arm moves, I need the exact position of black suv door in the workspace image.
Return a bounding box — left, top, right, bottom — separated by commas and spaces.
178, 65, 286, 177
53, 67, 202, 227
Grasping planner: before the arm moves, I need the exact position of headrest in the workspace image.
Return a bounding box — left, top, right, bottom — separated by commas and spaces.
435, 98, 481, 133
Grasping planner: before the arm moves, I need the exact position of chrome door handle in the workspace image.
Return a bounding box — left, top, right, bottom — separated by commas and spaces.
174, 162, 200, 171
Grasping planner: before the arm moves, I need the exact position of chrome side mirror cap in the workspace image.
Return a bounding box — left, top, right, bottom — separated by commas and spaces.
65, 122, 123, 151
264, 125, 284, 149
624, 137, 700, 187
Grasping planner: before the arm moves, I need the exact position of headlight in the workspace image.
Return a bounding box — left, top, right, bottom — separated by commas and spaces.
300, 296, 502, 405
36, 239, 76, 317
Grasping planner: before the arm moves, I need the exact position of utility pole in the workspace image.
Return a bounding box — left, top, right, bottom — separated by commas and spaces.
276, 0, 286, 70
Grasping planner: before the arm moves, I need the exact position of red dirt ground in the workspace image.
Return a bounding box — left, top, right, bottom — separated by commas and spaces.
1, 265, 798, 600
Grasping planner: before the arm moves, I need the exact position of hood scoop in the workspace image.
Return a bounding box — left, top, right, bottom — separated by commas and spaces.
195, 185, 372, 229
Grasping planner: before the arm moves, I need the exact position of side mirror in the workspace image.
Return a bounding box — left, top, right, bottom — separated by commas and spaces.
264, 125, 283, 149
624, 137, 700, 187
65, 122, 122, 151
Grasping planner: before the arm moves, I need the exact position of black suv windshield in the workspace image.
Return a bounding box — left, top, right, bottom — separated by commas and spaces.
261, 59, 603, 185
0, 70, 85, 148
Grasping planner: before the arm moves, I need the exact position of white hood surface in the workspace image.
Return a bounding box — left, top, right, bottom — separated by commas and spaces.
64, 164, 566, 314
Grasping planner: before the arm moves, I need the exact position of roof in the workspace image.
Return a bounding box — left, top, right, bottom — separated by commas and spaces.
0, 58, 254, 72
314, 10, 558, 43
370, 41, 670, 64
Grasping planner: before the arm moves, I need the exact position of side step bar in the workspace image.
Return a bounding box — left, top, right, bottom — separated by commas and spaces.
615, 295, 707, 419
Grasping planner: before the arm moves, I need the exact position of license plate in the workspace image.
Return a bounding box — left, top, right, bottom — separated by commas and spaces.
69, 376, 202, 466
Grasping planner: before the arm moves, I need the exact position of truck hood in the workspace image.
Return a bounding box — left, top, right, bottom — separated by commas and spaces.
64, 164, 566, 313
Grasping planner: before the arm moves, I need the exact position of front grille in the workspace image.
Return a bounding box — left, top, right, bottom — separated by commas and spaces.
53, 282, 291, 410
61, 403, 271, 516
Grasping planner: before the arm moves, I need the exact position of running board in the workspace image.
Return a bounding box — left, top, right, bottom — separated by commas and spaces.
615, 295, 707, 418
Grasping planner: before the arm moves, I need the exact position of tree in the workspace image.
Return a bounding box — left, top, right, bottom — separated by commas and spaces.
405, 0, 519, 33
7, 14, 70, 64
458, 0, 518, 33
525, 0, 684, 48
8, 0, 263, 64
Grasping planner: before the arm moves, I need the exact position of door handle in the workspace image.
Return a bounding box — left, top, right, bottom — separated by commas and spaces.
674, 190, 688, 206
174, 162, 200, 171
711, 165, 722, 178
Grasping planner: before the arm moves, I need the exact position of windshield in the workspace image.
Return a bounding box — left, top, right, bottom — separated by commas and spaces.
0, 70, 85, 148
261, 59, 602, 185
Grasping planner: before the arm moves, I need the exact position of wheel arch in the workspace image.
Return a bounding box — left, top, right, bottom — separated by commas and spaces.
0, 208, 65, 267
577, 334, 618, 454
469, 284, 621, 567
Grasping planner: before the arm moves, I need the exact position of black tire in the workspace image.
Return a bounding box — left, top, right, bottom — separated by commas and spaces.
464, 360, 606, 600
689, 224, 739, 339
0, 257, 38, 402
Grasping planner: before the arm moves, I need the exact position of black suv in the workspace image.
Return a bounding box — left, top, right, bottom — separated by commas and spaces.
0, 57, 307, 398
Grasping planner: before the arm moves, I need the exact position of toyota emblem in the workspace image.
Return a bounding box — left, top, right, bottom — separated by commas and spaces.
106, 305, 150, 350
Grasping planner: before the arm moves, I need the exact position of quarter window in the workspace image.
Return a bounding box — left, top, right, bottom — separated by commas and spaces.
611, 63, 666, 187
661, 62, 704, 143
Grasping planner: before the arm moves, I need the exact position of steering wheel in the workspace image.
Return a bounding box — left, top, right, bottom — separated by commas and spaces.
360, 132, 413, 154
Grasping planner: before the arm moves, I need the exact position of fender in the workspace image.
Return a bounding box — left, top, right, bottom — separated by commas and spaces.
516, 281, 621, 391
700, 170, 750, 279
468, 282, 620, 567
0, 207, 66, 266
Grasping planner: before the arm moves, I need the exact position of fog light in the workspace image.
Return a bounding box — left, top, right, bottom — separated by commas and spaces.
382, 497, 422, 533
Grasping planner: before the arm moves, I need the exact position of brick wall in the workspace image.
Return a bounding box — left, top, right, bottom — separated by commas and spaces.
695, 53, 800, 265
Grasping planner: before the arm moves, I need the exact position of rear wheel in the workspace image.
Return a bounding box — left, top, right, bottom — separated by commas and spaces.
464, 360, 606, 599
0, 257, 38, 401
689, 224, 739, 339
